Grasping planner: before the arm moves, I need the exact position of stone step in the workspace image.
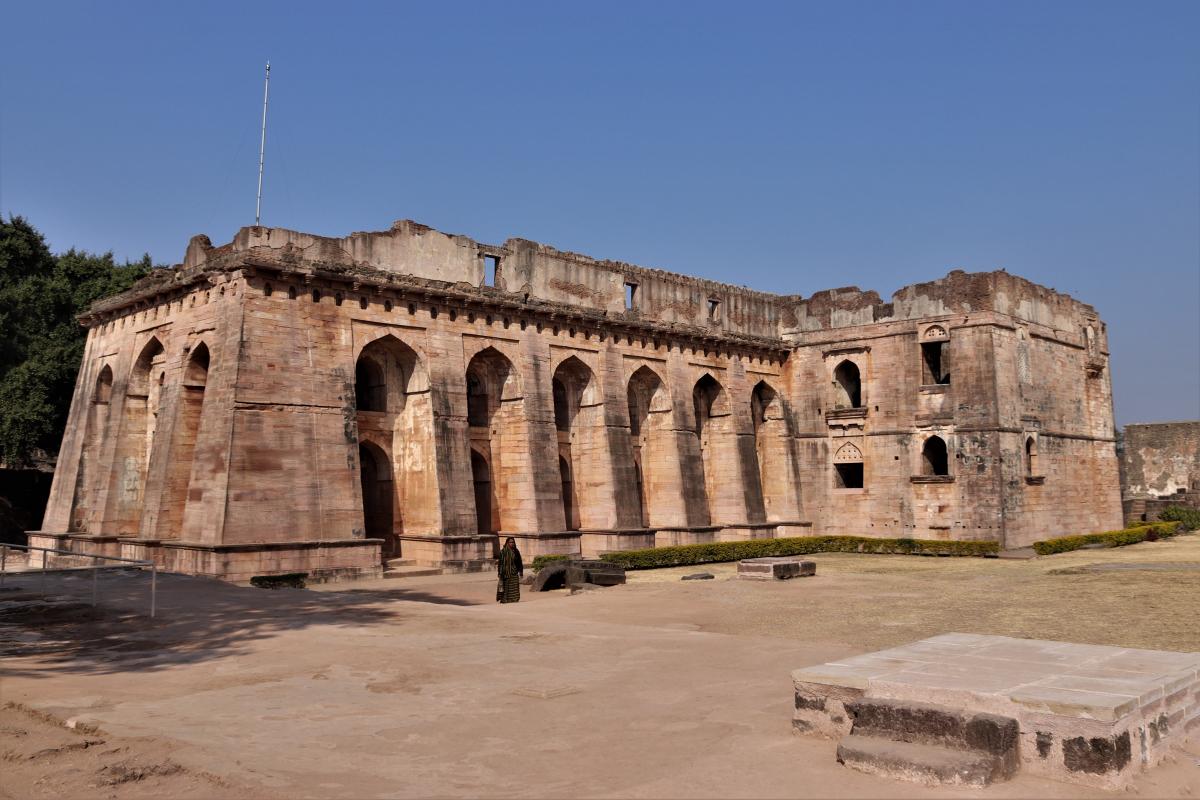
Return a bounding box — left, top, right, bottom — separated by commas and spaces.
836, 734, 1007, 787
382, 565, 444, 579
384, 558, 417, 568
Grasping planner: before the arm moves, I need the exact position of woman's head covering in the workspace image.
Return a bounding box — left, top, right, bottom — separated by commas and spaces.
504, 537, 517, 548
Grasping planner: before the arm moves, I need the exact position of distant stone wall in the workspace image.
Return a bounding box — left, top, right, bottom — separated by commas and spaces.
1120, 422, 1200, 524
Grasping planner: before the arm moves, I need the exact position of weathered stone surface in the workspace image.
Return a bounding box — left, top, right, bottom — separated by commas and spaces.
681, 572, 714, 580
1120, 421, 1200, 525
792, 634, 1200, 789
565, 560, 626, 588
738, 556, 816, 580
36, 220, 1124, 580
836, 734, 1003, 787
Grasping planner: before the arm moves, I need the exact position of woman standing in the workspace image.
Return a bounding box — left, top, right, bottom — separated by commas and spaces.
497, 537, 523, 603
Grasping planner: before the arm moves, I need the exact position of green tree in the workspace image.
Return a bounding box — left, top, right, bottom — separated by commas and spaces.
0, 216, 152, 465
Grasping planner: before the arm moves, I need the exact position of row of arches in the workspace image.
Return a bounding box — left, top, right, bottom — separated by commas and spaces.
70, 336, 211, 537
352, 336, 795, 549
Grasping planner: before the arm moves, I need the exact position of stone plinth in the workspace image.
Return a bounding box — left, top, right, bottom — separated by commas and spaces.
738, 556, 816, 580
791, 633, 1200, 789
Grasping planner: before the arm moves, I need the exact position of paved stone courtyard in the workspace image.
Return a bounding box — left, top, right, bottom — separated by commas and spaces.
3, 535, 1200, 798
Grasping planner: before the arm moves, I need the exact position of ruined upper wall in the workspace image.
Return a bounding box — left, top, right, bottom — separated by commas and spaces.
178, 221, 786, 339
784, 270, 1105, 345
99, 220, 1106, 345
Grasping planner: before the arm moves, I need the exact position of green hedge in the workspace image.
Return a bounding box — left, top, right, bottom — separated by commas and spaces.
1032, 521, 1182, 556
1159, 505, 1200, 531
531, 535, 999, 572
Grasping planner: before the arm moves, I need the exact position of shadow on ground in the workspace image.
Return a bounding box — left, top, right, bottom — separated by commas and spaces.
0, 571, 479, 678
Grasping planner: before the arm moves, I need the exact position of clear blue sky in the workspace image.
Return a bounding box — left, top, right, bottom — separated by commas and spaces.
1, 1, 1196, 426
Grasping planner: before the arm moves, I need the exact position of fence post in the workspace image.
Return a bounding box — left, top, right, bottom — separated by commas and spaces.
150, 564, 157, 618
41, 553, 47, 594
92, 555, 98, 607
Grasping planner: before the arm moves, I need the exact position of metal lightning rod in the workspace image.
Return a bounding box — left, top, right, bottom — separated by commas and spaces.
255, 61, 271, 226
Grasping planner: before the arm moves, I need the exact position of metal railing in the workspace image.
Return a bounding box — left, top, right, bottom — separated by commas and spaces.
0, 543, 157, 617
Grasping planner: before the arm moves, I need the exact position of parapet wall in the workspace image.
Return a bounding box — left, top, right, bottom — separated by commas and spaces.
784, 270, 1106, 349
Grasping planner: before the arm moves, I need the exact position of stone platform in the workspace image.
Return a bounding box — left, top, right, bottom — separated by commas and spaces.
791, 633, 1200, 789
737, 556, 816, 580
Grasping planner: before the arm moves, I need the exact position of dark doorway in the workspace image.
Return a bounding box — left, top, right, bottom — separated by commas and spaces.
471, 449, 494, 537
560, 456, 577, 530
359, 441, 397, 558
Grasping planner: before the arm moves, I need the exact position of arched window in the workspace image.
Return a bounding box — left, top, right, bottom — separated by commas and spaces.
922, 436, 949, 476
833, 360, 862, 408
1025, 437, 1037, 477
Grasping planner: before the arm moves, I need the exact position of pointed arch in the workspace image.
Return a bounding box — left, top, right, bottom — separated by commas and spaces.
353, 333, 435, 539
749, 380, 783, 519
553, 356, 606, 529
833, 360, 861, 408
355, 334, 427, 413
69, 364, 114, 531
359, 439, 398, 556
110, 337, 166, 534
627, 365, 670, 527
465, 346, 518, 428
690, 373, 729, 524
158, 342, 210, 538
1025, 436, 1038, 477
921, 435, 949, 476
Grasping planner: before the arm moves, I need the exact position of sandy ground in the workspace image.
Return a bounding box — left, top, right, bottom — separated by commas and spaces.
1, 534, 1199, 799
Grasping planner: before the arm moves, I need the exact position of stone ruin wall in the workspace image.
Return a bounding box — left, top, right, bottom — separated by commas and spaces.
1120, 422, 1200, 524
33, 220, 1124, 579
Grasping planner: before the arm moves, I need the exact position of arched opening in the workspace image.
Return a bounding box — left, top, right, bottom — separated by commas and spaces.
833, 360, 862, 409
627, 366, 669, 528
553, 356, 599, 529
355, 357, 386, 412
70, 364, 114, 531
1025, 437, 1037, 477
352, 335, 431, 544
158, 343, 210, 537
111, 337, 165, 535
560, 456, 576, 530
750, 381, 779, 519
922, 436, 949, 476
471, 449, 495, 537
359, 440, 397, 557
692, 374, 727, 523
465, 348, 519, 538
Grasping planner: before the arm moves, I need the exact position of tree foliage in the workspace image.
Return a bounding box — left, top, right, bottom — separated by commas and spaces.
0, 216, 152, 466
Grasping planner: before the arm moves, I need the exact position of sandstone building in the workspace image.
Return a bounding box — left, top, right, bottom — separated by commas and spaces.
33, 221, 1123, 580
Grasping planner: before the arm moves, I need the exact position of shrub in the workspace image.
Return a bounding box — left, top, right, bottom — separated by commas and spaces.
1032, 521, 1182, 556
588, 535, 999, 571
1159, 505, 1200, 531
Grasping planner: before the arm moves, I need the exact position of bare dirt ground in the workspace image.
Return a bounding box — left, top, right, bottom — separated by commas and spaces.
1, 534, 1199, 799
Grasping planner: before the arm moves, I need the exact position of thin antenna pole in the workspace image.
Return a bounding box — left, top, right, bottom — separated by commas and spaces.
255, 61, 271, 226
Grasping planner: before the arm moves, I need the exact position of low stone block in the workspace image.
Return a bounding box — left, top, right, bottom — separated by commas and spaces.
738, 557, 816, 580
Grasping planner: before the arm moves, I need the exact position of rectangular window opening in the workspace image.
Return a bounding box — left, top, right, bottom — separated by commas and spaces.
625, 282, 638, 310
835, 462, 864, 489
707, 298, 721, 322
483, 255, 500, 287
921, 341, 949, 385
